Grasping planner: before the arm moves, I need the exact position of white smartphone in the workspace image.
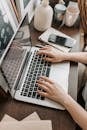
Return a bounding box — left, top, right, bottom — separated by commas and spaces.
48, 34, 75, 48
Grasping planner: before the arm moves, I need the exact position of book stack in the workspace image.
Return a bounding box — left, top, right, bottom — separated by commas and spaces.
0, 112, 52, 130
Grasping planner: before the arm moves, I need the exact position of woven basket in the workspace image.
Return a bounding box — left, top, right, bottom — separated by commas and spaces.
78, 0, 87, 34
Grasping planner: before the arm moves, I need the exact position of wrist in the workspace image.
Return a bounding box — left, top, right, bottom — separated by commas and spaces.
64, 53, 79, 63
56, 94, 71, 107
63, 95, 73, 109
64, 53, 72, 61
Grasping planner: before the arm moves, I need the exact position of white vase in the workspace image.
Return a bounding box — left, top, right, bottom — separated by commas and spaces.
34, 0, 53, 31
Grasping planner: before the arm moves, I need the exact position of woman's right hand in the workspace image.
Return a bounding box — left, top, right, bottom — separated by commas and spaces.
37, 45, 68, 63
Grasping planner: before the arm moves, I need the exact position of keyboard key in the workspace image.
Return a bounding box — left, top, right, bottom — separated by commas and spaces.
28, 92, 32, 97
29, 87, 33, 91
41, 96, 45, 100
46, 67, 50, 77
32, 92, 36, 98
23, 93, 27, 96
36, 94, 40, 99
24, 89, 28, 93
34, 87, 37, 91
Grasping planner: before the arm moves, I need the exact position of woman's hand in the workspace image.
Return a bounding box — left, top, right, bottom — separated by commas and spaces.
37, 45, 68, 63
37, 76, 68, 106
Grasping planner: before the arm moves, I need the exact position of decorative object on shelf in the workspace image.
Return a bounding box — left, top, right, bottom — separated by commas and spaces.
54, 1, 66, 26
59, 0, 65, 5
15, 0, 35, 23
34, 0, 53, 31
78, 0, 87, 34
65, 1, 80, 27
34, 0, 41, 8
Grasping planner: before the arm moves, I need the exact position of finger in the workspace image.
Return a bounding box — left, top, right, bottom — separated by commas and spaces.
37, 80, 51, 89
43, 57, 53, 62
44, 45, 53, 49
37, 90, 48, 97
39, 46, 49, 50
37, 83, 49, 92
39, 76, 54, 84
37, 50, 48, 55
39, 45, 51, 50
37, 50, 54, 58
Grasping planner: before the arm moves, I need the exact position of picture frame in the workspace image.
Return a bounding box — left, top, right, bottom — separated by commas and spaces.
10, 0, 20, 22
0, 0, 16, 60
15, 0, 41, 23
21, 0, 35, 22
8, 0, 19, 24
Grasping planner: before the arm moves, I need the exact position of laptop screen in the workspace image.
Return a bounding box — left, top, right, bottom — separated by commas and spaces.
0, 9, 31, 64
0, 4, 14, 62
0, 14, 32, 92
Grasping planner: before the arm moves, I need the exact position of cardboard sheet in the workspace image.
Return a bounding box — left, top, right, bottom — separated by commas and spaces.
2, 112, 40, 122
0, 121, 52, 130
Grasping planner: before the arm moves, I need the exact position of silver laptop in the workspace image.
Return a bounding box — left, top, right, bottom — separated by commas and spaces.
0, 15, 70, 110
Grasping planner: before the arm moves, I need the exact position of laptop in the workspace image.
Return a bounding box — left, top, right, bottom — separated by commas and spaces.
0, 14, 70, 110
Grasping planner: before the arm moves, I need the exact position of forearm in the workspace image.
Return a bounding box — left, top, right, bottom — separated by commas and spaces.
62, 95, 87, 130
64, 52, 87, 64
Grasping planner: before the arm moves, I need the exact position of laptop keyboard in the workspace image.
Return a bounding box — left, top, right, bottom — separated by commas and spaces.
20, 50, 51, 100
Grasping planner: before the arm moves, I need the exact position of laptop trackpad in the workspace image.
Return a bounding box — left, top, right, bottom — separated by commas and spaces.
49, 62, 70, 93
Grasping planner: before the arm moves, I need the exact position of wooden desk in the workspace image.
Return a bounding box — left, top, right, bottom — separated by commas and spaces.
0, 20, 81, 130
